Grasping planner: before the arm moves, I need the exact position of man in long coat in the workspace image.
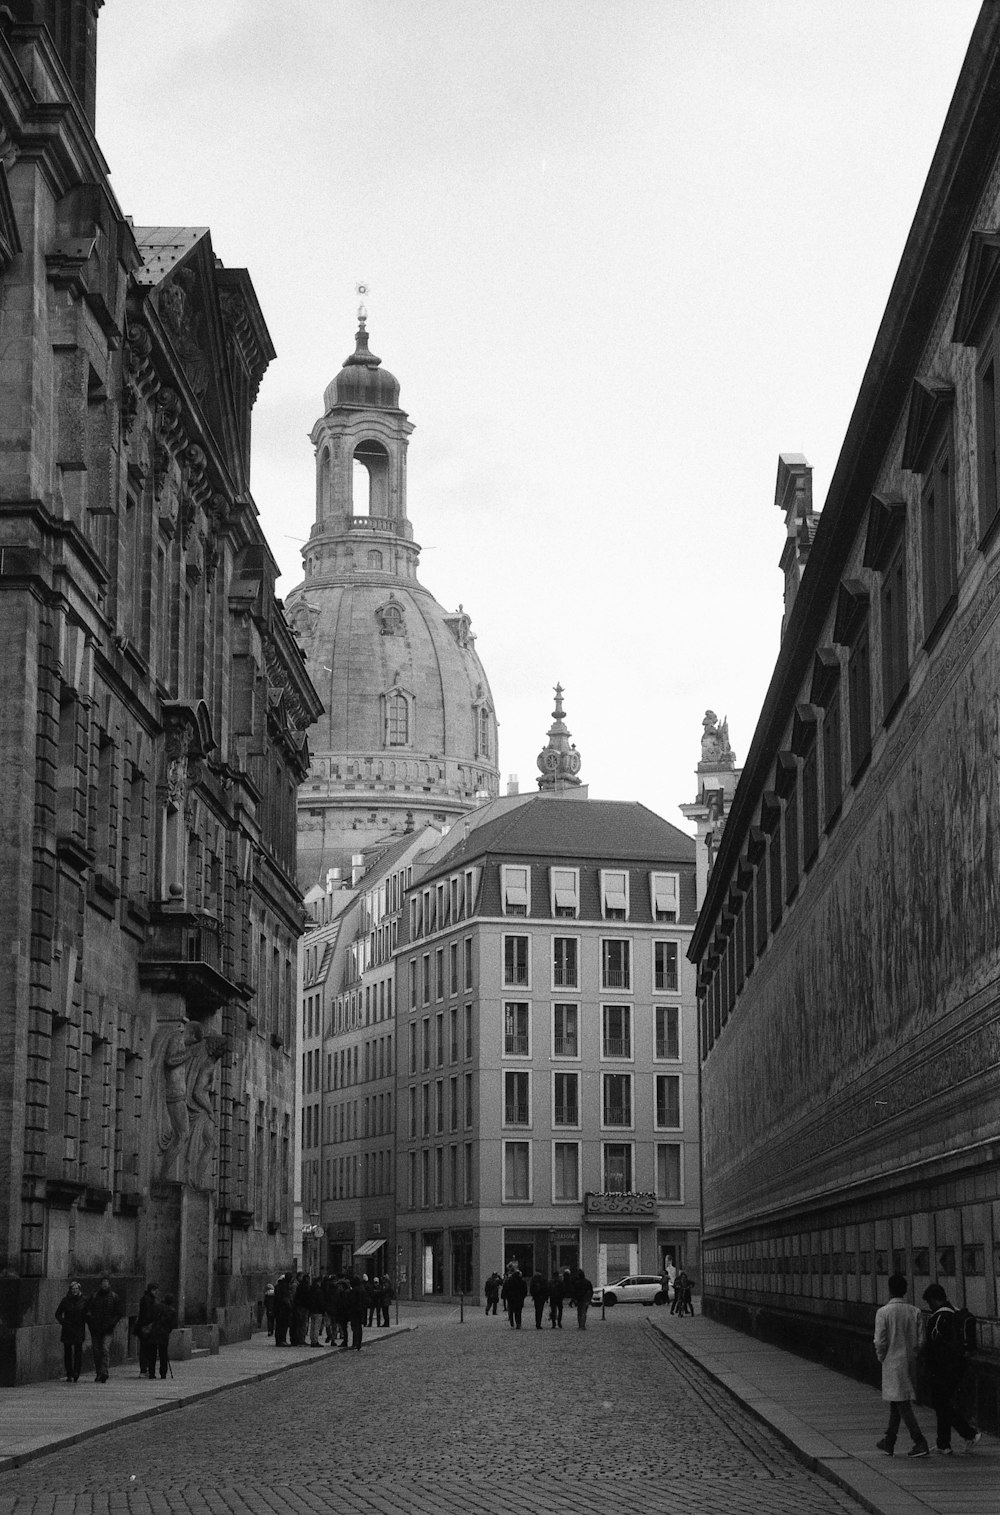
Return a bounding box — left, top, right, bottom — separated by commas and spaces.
874, 1273, 929, 1457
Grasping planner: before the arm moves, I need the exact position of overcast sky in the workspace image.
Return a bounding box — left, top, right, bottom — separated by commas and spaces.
97, 1, 982, 830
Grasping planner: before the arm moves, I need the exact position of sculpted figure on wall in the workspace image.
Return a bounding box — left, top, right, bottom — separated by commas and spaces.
152, 1021, 228, 1188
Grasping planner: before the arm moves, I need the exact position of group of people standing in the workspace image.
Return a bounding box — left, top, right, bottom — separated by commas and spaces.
664, 1266, 694, 1315
264, 1270, 394, 1352
54, 1276, 176, 1384
485, 1264, 594, 1330
874, 1274, 982, 1458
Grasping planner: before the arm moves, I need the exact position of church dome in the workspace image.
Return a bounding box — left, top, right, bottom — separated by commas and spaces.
322, 319, 401, 412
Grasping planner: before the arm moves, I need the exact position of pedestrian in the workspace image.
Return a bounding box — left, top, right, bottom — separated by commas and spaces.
679, 1271, 694, 1316
670, 1269, 689, 1315
308, 1273, 326, 1346
484, 1271, 502, 1316
348, 1275, 367, 1350
502, 1265, 527, 1328
379, 1274, 394, 1327
263, 1282, 275, 1337
321, 1272, 338, 1343
572, 1267, 593, 1330
54, 1280, 87, 1382
548, 1272, 564, 1329
368, 1273, 384, 1328
85, 1275, 121, 1383
529, 1270, 549, 1330
148, 1292, 177, 1379
273, 1273, 292, 1346
874, 1273, 930, 1457
135, 1282, 158, 1378
921, 1284, 981, 1455
292, 1272, 311, 1345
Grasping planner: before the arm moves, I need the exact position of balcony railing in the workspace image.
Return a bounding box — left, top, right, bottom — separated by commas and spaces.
602, 969, 630, 989
504, 1034, 529, 1056
553, 1036, 577, 1058
604, 1105, 631, 1126
504, 966, 529, 985
554, 1105, 578, 1125
655, 970, 678, 992
505, 1104, 530, 1124
347, 515, 395, 532
553, 969, 577, 989
656, 1037, 679, 1060
603, 1036, 631, 1057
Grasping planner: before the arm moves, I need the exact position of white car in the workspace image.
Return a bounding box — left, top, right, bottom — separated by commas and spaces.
592, 1274, 667, 1308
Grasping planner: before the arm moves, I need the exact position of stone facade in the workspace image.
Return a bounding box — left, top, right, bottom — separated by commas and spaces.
689, 7, 1000, 1430
0, 7, 321, 1381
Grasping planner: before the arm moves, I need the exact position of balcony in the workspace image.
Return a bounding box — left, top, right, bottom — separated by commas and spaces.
505, 1104, 530, 1125
602, 969, 630, 990
504, 966, 529, 986
554, 1036, 577, 1058
602, 1037, 631, 1058
347, 515, 395, 532
655, 971, 678, 992
504, 1034, 529, 1056
554, 1105, 578, 1126
603, 1106, 631, 1126
138, 905, 243, 1014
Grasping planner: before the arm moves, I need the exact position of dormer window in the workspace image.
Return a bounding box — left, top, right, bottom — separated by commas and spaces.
549, 867, 579, 918
600, 869, 629, 920
502, 865, 530, 916
650, 872, 679, 922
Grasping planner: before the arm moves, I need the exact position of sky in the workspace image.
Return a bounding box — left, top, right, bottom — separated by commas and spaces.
96, 0, 983, 831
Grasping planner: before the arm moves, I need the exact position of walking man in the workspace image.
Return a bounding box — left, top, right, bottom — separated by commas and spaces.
874, 1273, 929, 1457
921, 1284, 981, 1454
85, 1275, 121, 1383
484, 1271, 502, 1316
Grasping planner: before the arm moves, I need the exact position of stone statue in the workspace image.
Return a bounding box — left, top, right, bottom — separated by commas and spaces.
153, 1021, 228, 1187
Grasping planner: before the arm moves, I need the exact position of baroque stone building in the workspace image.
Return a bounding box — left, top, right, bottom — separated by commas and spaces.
690, 3, 1000, 1428
284, 313, 500, 888
0, 3, 321, 1381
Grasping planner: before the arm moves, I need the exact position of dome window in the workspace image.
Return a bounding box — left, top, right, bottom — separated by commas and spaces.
368, 549, 383, 570
386, 690, 410, 747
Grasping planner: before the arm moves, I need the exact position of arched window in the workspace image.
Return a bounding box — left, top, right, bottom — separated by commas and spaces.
387, 692, 409, 746
318, 448, 331, 516
368, 549, 383, 570
479, 707, 491, 758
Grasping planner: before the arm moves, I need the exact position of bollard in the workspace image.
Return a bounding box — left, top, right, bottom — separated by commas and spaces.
459, 1291, 465, 1323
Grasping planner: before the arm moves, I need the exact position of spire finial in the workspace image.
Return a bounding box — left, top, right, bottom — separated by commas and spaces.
355, 281, 369, 329
537, 682, 583, 791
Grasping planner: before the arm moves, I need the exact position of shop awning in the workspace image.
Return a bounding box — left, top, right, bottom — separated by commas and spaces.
353, 1238, 385, 1258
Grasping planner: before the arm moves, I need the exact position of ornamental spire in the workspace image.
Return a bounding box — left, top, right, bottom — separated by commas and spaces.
536, 683, 583, 790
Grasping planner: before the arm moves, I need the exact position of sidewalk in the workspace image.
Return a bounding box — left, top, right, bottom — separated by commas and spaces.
651, 1310, 999, 1515
0, 1321, 414, 1473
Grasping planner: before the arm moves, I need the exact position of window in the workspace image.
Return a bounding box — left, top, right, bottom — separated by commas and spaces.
435, 949, 444, 1001
836, 583, 872, 779
602, 1142, 633, 1192
655, 1074, 681, 1129
503, 934, 530, 987
552, 1003, 579, 1059
504, 1070, 530, 1125
503, 1141, 530, 1201
435, 1079, 444, 1133
449, 1076, 458, 1132
602, 1005, 631, 1058
600, 869, 629, 919
650, 872, 679, 922
449, 1006, 458, 1063
503, 1002, 530, 1057
387, 691, 409, 746
464, 1003, 473, 1058
601, 938, 631, 991
603, 1073, 632, 1127
435, 1012, 444, 1066
553, 936, 578, 989
421, 954, 430, 1005
920, 424, 957, 640
867, 502, 909, 718
422, 1018, 430, 1070
421, 1084, 430, 1137
978, 339, 1000, 539
655, 1004, 679, 1060
549, 867, 579, 917
654, 940, 678, 992
656, 1143, 682, 1202
464, 1071, 473, 1128
408, 1023, 417, 1075
449, 942, 459, 996
553, 1071, 579, 1126
502, 865, 530, 916
464, 937, 473, 990
553, 1142, 580, 1202
801, 731, 819, 867
822, 688, 842, 826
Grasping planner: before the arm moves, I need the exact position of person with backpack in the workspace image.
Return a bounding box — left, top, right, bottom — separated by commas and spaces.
921, 1284, 982, 1454
148, 1292, 178, 1379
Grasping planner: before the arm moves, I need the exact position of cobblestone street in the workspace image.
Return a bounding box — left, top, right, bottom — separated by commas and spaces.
0, 1309, 867, 1515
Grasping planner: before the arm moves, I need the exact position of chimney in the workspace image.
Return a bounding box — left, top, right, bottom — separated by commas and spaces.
351, 852, 364, 886
9, 1, 103, 130
506, 774, 519, 796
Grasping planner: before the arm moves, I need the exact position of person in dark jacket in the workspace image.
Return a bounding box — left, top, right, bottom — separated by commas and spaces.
333, 1274, 351, 1349
263, 1283, 275, 1336
54, 1280, 87, 1382
348, 1275, 367, 1350
273, 1273, 292, 1346
148, 1293, 177, 1379
484, 1271, 502, 1315
548, 1272, 565, 1329
529, 1271, 549, 1329
501, 1266, 527, 1329
367, 1274, 383, 1328
379, 1274, 394, 1327
922, 1285, 981, 1453
292, 1273, 310, 1345
85, 1275, 122, 1382
135, 1283, 159, 1378
569, 1268, 592, 1330
308, 1275, 326, 1346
